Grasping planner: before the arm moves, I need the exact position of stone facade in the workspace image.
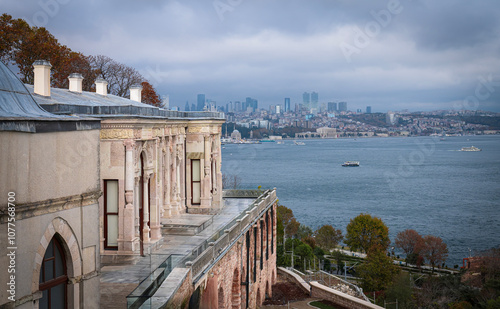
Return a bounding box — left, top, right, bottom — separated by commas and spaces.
0, 129, 101, 309
99, 118, 224, 256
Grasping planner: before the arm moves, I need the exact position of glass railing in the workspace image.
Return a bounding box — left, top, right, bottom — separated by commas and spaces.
126, 254, 183, 309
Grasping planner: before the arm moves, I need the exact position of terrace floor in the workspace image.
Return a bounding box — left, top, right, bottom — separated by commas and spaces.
100, 197, 255, 308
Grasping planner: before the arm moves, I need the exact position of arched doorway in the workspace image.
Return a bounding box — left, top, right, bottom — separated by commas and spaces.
39, 235, 67, 309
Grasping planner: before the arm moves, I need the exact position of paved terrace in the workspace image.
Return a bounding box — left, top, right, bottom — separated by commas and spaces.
100, 190, 274, 308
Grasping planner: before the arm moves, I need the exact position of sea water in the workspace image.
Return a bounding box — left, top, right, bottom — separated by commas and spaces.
221, 135, 500, 266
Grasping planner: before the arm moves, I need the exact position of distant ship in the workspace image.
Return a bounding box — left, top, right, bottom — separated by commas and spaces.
460, 146, 481, 152
342, 161, 360, 167
260, 139, 276, 143
294, 141, 305, 145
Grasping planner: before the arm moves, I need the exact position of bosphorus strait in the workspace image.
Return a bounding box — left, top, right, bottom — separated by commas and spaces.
222, 135, 500, 266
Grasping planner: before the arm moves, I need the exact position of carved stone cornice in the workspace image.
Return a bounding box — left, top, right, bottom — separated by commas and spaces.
0, 190, 101, 223
100, 129, 134, 140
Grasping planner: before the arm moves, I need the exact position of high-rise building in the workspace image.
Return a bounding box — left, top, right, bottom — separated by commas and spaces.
366, 106, 372, 114
303, 92, 310, 105
276, 105, 281, 114
191, 103, 196, 112
338, 101, 347, 112
235, 101, 241, 112
185, 101, 190, 111
197, 94, 205, 111
328, 102, 337, 112
386, 111, 397, 125
284, 98, 290, 112
245, 97, 258, 112
311, 92, 318, 104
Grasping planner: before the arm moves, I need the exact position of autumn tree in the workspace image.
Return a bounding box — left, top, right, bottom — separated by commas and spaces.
89, 55, 143, 97
141, 81, 161, 107
357, 245, 399, 292
0, 15, 162, 100
314, 225, 343, 252
345, 213, 390, 253
276, 205, 299, 246
296, 224, 313, 240
421, 235, 448, 272
0, 14, 31, 63
395, 229, 424, 265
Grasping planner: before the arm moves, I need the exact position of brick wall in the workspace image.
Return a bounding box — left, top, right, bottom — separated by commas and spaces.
167, 202, 277, 309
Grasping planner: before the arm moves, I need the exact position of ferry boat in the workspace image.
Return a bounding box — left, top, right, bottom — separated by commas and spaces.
342, 161, 360, 167
460, 146, 481, 152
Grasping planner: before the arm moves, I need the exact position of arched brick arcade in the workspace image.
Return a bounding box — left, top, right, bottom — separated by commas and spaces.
190, 203, 277, 309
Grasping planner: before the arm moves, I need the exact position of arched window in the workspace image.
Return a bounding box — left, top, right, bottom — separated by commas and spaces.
39, 236, 67, 309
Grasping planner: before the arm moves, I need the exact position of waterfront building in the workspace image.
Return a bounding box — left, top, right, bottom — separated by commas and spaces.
231, 129, 242, 141
0, 61, 277, 308
317, 127, 338, 138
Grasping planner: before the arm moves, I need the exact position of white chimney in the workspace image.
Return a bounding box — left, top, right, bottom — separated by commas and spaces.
129, 85, 142, 102
33, 60, 51, 97
95, 78, 108, 96
68, 73, 84, 93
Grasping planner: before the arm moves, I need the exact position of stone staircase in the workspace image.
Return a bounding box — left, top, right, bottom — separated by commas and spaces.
161, 214, 214, 236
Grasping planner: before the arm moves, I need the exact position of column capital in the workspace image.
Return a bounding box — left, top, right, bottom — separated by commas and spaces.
123, 139, 135, 150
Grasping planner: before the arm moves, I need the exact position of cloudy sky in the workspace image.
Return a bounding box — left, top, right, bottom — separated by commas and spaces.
3, 0, 500, 112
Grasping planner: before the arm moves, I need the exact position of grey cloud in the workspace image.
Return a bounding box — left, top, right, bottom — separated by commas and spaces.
2, 0, 500, 112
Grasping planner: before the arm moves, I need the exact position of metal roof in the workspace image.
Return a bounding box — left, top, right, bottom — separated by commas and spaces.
25, 84, 225, 120
0, 61, 63, 120
0, 61, 100, 132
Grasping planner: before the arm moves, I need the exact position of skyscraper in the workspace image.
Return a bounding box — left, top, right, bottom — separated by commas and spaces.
284, 98, 290, 112
197, 94, 205, 111
311, 92, 318, 104
245, 97, 258, 112
338, 101, 347, 112
303, 92, 310, 105
328, 102, 337, 112
185, 101, 190, 111
366, 106, 372, 114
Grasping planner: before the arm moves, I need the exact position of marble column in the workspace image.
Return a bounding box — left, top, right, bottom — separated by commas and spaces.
170, 135, 179, 215
201, 134, 211, 208
142, 172, 151, 243
122, 139, 136, 252
213, 133, 223, 209
134, 176, 140, 238
163, 136, 171, 217
179, 136, 186, 212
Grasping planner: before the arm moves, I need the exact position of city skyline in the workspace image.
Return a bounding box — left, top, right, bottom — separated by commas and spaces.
3, 1, 500, 112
